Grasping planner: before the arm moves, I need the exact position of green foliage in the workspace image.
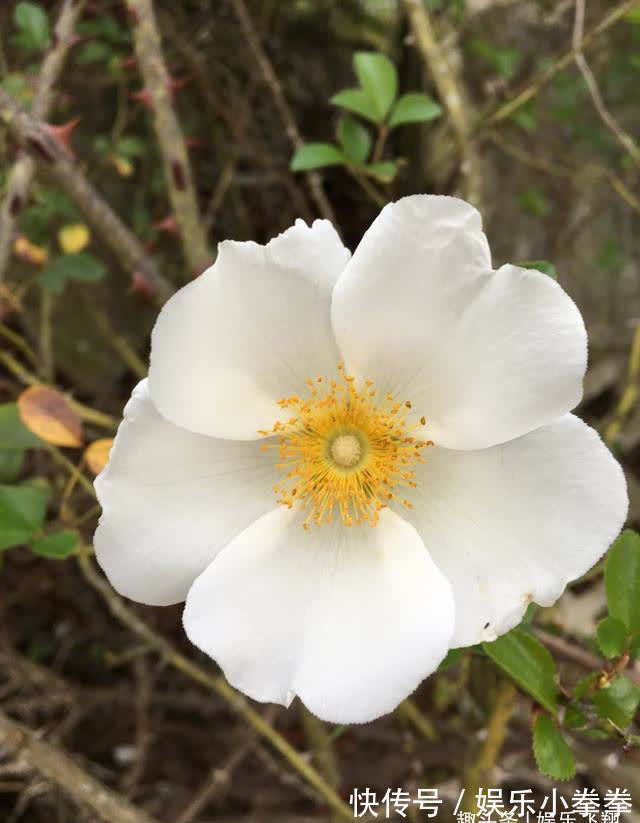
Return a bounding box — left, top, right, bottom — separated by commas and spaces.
353, 52, 397, 122
294, 50, 441, 182
468, 38, 522, 79
40, 253, 106, 294
0, 484, 48, 551
388, 93, 442, 128
291, 143, 346, 171
533, 714, 576, 780
519, 186, 550, 217
483, 628, 558, 714
12, 2, 50, 53
0, 403, 43, 450
519, 260, 558, 280
330, 89, 380, 124
0, 451, 25, 483
592, 675, 640, 729
76, 41, 112, 65
337, 118, 372, 163
20, 190, 80, 244
605, 529, 640, 637
596, 616, 628, 659
31, 530, 78, 558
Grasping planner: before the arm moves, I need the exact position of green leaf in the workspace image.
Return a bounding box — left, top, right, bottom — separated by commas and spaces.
367, 161, 398, 183
533, 714, 576, 780
468, 39, 522, 79
0, 403, 43, 450
330, 89, 380, 124
630, 634, 640, 659
353, 52, 397, 121
290, 143, 345, 172
593, 675, 640, 729
572, 672, 598, 699
0, 484, 48, 551
483, 628, 558, 714
116, 136, 146, 158
337, 117, 371, 164
0, 450, 25, 483
596, 616, 628, 659
388, 92, 442, 128
564, 704, 587, 729
40, 252, 106, 293
76, 41, 111, 64
605, 529, 640, 636
438, 647, 464, 670
30, 530, 78, 558
519, 185, 549, 217
519, 260, 558, 280
13, 2, 49, 51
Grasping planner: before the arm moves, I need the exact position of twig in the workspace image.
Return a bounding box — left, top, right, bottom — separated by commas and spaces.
0, 709, 161, 823
402, 0, 482, 207
486, 130, 640, 215
604, 322, 640, 446
229, 0, 337, 224
125, 0, 212, 276
0, 0, 85, 283
0, 350, 118, 430
88, 302, 147, 379
397, 698, 438, 742
480, 0, 637, 128
299, 706, 341, 823
38, 290, 54, 382
536, 628, 640, 687
463, 680, 516, 812
76, 552, 354, 821
572, 0, 640, 167
176, 736, 255, 823
0, 88, 174, 304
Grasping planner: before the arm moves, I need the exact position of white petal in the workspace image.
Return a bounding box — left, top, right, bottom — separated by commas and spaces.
149, 219, 350, 440
403, 414, 628, 647
183, 507, 454, 723
332, 195, 587, 449
94, 380, 278, 606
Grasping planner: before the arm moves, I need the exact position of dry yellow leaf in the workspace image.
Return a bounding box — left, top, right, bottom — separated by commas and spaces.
14, 234, 48, 265
58, 224, 90, 254
17, 386, 84, 448
84, 438, 114, 475
111, 154, 134, 177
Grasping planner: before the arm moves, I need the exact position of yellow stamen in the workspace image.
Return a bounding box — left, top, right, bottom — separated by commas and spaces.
259, 366, 432, 529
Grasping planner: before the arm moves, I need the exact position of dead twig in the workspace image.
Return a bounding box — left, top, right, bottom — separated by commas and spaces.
572, 0, 640, 167
229, 0, 337, 224
0, 0, 85, 283
0, 88, 174, 304
402, 0, 483, 207
125, 0, 212, 275
0, 709, 162, 823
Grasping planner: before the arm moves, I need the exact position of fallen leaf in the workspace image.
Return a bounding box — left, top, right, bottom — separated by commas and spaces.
58, 223, 90, 254
84, 438, 113, 474
14, 234, 48, 265
17, 386, 83, 447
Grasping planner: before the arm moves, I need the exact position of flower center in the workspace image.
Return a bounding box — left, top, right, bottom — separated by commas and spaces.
330, 433, 362, 468
259, 363, 432, 530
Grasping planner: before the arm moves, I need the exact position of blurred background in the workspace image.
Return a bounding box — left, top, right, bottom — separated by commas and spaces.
0, 0, 639, 821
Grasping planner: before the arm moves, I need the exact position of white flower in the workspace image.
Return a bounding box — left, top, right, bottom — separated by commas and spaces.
94, 195, 627, 724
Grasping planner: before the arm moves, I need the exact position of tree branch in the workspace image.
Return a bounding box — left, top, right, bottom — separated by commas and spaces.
0, 87, 174, 303
125, 0, 213, 276
229, 0, 338, 224
0, 709, 162, 823
402, 0, 483, 207
0, 0, 85, 282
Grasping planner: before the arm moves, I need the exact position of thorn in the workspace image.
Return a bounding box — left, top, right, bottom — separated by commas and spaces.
43, 117, 81, 155
185, 136, 203, 150
128, 271, 156, 301
152, 215, 179, 235
130, 87, 153, 111
120, 55, 137, 70
168, 76, 188, 99
125, 4, 140, 24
